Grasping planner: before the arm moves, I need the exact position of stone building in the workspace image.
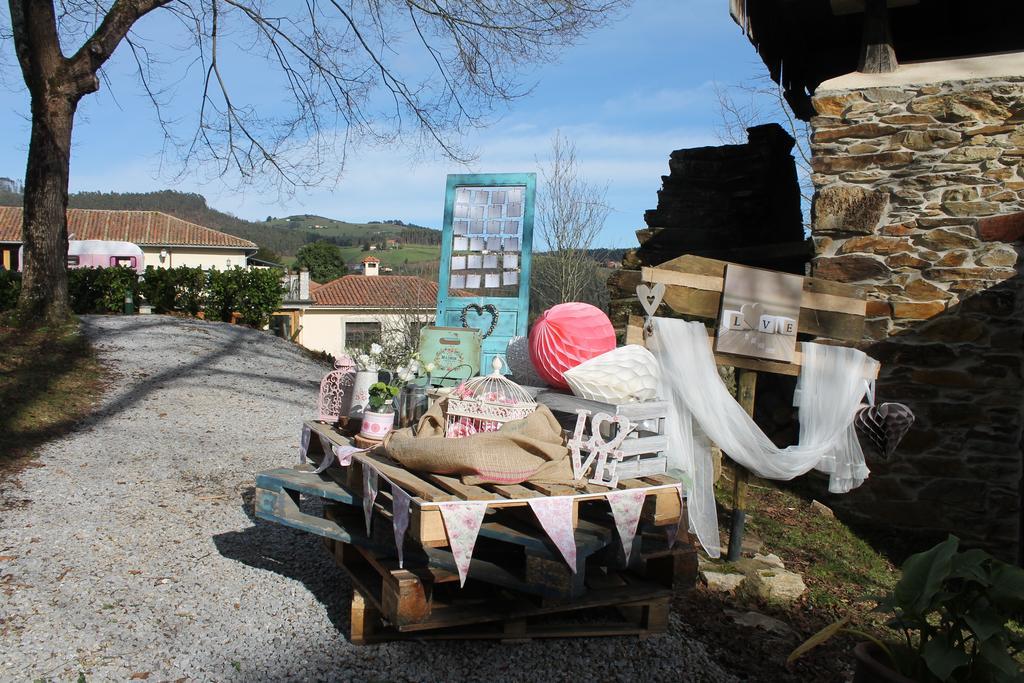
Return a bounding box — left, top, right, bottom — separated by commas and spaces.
733, 0, 1024, 562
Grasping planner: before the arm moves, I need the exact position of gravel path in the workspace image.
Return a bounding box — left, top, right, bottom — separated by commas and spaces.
0, 315, 737, 682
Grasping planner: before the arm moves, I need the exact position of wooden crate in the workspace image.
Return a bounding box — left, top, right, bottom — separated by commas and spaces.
533, 391, 670, 481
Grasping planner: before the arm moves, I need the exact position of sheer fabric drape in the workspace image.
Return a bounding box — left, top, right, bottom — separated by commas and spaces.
647, 318, 878, 557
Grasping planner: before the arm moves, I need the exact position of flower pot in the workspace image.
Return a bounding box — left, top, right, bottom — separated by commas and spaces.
853, 643, 914, 683
359, 410, 395, 440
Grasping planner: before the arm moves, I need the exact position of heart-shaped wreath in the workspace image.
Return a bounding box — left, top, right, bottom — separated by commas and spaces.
460, 303, 499, 339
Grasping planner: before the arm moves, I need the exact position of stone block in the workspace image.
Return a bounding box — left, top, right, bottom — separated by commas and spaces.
812, 123, 898, 143
910, 369, 980, 388
904, 278, 953, 300
943, 147, 1003, 163
913, 229, 981, 250
977, 245, 1019, 267
812, 92, 864, 117
879, 114, 937, 126
885, 253, 931, 269
811, 151, 913, 175
702, 571, 745, 593
862, 87, 914, 104
740, 568, 807, 605
813, 255, 891, 283
924, 266, 1016, 282
840, 170, 889, 183
910, 93, 1011, 123
837, 235, 913, 255
894, 130, 934, 151
941, 200, 1000, 217
934, 250, 970, 267
958, 289, 1017, 315
915, 317, 987, 343
892, 301, 946, 319
977, 211, 1024, 241
812, 185, 889, 233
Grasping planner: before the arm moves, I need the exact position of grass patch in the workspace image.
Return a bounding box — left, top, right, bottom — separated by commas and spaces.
0, 316, 106, 477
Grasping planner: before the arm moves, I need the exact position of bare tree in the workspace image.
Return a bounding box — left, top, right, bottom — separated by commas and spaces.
2, 0, 624, 324
531, 131, 611, 312
713, 75, 813, 230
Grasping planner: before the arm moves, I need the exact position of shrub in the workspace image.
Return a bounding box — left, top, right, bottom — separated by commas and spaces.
177, 266, 207, 316
237, 267, 284, 328
0, 269, 21, 311
69, 266, 140, 313
139, 266, 177, 313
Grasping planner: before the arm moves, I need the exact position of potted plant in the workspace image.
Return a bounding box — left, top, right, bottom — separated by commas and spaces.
789, 535, 1024, 682
347, 343, 384, 418
359, 380, 401, 440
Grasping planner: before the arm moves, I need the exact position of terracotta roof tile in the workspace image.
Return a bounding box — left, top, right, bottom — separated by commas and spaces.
0, 207, 256, 249
313, 274, 468, 307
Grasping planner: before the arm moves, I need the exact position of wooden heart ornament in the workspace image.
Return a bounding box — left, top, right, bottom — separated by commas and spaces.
636, 283, 666, 318
855, 402, 915, 459
460, 303, 499, 339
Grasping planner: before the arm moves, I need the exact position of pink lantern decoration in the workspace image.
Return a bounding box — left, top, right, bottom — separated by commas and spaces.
317, 358, 354, 422
528, 303, 616, 389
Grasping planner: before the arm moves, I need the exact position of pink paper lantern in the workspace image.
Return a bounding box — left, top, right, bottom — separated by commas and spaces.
528, 303, 616, 389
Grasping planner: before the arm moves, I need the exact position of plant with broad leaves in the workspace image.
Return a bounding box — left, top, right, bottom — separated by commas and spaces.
789, 536, 1024, 682
367, 381, 401, 413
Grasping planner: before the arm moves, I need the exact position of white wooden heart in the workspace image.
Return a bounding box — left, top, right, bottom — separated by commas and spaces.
636, 283, 666, 318
740, 302, 764, 330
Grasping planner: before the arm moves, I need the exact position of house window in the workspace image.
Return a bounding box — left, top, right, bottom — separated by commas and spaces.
345, 322, 381, 350
408, 319, 428, 342
67, 255, 80, 267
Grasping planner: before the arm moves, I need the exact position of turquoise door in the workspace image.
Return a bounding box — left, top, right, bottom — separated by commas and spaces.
435, 173, 535, 374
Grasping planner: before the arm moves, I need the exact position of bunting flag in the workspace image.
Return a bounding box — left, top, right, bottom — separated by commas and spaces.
362, 468, 379, 536
331, 443, 365, 467
392, 485, 411, 568
527, 497, 578, 572
606, 489, 647, 561
438, 501, 489, 586
299, 425, 312, 463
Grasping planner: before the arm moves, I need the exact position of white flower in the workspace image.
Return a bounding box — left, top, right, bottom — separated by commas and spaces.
370, 343, 383, 356
357, 354, 371, 368
424, 362, 436, 373
408, 359, 421, 374
397, 366, 414, 382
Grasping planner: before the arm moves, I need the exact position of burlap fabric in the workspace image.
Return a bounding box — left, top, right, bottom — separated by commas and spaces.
383, 399, 574, 485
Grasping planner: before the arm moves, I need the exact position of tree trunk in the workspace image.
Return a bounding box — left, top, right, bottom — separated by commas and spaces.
17, 94, 76, 324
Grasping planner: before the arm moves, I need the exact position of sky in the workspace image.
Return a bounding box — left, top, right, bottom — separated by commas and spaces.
0, 1, 776, 248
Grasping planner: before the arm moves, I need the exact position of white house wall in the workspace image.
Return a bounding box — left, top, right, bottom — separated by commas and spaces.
296, 308, 435, 359
142, 247, 251, 270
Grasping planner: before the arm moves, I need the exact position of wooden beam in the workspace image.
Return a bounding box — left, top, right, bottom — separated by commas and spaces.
858, 0, 898, 74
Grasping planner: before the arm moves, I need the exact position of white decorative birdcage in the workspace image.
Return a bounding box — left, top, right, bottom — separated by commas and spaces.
445, 357, 537, 438
317, 355, 355, 422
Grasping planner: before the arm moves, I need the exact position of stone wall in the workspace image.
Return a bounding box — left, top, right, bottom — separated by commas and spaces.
809, 77, 1024, 562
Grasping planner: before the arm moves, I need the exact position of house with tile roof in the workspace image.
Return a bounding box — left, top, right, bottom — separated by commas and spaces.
278, 255, 448, 358
0, 207, 257, 271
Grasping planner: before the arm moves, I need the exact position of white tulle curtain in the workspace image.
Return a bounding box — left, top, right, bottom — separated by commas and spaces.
647, 318, 878, 557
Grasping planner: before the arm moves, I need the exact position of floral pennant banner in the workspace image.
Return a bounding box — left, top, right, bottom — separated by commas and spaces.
299, 425, 312, 463
362, 468, 379, 536
527, 497, 578, 572
607, 489, 647, 561
331, 443, 364, 467
392, 485, 411, 569
438, 501, 489, 586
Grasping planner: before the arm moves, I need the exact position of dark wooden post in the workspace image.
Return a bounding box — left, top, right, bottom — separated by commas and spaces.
858, 0, 898, 74
726, 368, 757, 561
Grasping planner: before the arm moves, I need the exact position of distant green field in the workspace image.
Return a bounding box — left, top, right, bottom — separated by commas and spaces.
339, 245, 440, 266
266, 215, 429, 242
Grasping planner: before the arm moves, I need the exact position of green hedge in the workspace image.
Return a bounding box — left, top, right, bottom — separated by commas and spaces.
2, 265, 284, 326
0, 269, 21, 311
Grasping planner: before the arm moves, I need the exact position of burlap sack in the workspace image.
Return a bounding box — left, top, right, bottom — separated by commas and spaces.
383, 399, 574, 485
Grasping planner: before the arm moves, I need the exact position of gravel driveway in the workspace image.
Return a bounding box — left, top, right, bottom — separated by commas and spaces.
0, 315, 736, 682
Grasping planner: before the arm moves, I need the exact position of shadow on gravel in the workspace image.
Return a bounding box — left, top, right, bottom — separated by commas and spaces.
211, 486, 354, 635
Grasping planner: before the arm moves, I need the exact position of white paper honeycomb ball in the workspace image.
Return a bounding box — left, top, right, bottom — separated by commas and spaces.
563, 345, 660, 403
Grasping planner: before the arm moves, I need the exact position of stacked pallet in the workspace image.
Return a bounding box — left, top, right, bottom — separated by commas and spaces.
253, 420, 697, 643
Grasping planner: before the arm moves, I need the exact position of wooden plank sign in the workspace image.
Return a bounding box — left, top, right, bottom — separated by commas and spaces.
435, 173, 536, 372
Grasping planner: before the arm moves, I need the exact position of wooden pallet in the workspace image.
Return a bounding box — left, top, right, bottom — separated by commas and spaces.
323, 504, 689, 643
305, 420, 686, 550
